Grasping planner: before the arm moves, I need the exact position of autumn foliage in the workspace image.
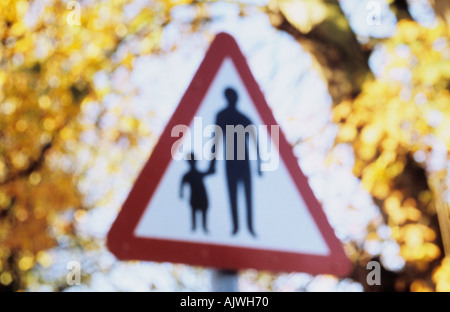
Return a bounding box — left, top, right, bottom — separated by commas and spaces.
0, 0, 449, 291
0, 0, 170, 290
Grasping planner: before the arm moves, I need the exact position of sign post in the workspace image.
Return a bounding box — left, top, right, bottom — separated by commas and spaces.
211, 270, 238, 292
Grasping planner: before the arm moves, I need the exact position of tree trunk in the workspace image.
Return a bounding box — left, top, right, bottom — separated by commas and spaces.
267, 0, 373, 105
431, 0, 450, 25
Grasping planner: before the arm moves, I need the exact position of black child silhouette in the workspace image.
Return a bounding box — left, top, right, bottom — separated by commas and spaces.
209, 87, 262, 237
180, 153, 213, 233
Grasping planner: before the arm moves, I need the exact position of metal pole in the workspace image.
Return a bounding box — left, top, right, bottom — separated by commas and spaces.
211, 270, 239, 292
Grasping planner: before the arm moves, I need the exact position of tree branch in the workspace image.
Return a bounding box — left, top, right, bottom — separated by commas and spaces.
390, 0, 413, 21
0, 141, 52, 185
267, 0, 373, 105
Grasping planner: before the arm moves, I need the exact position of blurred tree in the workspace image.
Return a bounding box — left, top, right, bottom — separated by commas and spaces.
1, 0, 450, 292
333, 20, 450, 292
0, 0, 179, 291
268, 0, 450, 291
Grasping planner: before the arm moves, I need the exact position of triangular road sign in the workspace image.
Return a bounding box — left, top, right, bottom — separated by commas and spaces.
107, 33, 351, 276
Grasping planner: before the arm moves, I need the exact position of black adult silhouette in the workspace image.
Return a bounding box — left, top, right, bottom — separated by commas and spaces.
209, 87, 262, 236
180, 153, 213, 233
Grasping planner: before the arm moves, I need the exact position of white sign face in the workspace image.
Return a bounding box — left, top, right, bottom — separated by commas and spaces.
134, 58, 329, 256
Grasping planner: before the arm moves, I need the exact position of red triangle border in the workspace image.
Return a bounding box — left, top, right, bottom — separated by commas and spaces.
107, 33, 352, 276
